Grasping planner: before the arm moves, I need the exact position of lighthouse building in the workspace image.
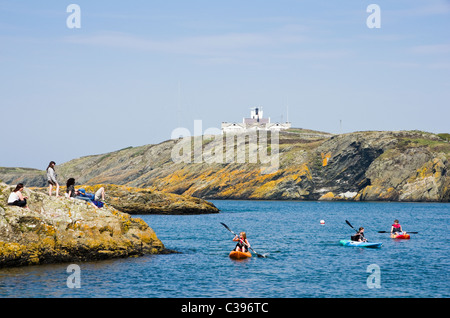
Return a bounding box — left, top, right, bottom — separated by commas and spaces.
221, 107, 291, 133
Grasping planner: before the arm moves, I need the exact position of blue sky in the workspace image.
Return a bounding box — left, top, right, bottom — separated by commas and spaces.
1, 0, 449, 169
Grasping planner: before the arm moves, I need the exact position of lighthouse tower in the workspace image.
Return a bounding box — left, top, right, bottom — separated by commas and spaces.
250, 107, 263, 122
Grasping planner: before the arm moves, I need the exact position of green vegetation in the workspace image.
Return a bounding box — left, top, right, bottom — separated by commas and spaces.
130, 146, 149, 158
396, 135, 450, 154
0, 167, 42, 173
437, 133, 450, 142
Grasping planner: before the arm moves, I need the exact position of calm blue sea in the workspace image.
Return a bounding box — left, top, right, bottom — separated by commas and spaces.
0, 201, 449, 298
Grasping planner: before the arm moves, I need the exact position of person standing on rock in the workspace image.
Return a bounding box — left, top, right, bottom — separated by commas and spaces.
46, 161, 60, 197
7, 183, 31, 210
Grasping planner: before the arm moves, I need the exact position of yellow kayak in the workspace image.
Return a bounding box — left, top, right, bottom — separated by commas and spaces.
229, 250, 252, 260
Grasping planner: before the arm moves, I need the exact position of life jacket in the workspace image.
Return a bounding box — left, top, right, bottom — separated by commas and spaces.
351, 232, 364, 241
392, 223, 402, 233
236, 239, 246, 247
235, 238, 249, 252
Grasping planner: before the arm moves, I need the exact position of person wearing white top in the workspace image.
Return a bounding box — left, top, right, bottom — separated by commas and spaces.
46, 161, 60, 197
7, 183, 30, 210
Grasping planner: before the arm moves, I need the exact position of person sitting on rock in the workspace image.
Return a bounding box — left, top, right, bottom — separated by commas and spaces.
66, 178, 78, 198
66, 178, 105, 208
77, 188, 105, 203
7, 183, 31, 210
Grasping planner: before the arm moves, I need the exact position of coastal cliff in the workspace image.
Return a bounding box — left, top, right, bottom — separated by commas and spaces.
0, 183, 167, 268
1, 129, 448, 202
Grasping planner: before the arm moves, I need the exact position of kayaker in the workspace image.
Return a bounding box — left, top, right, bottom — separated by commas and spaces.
351, 227, 367, 242
391, 219, 406, 235
233, 232, 250, 253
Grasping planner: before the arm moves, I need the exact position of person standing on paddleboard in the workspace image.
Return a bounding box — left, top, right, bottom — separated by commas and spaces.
233, 232, 250, 253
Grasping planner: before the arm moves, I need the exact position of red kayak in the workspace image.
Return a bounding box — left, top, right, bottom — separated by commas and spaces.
391, 233, 410, 239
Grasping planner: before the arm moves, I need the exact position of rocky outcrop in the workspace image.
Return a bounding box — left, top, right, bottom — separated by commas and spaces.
314, 132, 449, 202
0, 183, 167, 268
65, 184, 220, 215
1, 129, 448, 202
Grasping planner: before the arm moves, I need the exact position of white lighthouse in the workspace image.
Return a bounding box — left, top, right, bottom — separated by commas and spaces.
221, 107, 291, 133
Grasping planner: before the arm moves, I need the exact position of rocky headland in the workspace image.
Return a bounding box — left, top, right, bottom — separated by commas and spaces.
1, 129, 449, 202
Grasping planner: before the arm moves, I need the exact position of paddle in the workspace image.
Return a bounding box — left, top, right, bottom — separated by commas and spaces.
345, 220, 358, 233
345, 220, 368, 242
220, 222, 266, 258
378, 231, 418, 234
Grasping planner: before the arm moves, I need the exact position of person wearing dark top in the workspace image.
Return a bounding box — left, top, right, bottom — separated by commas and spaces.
351, 227, 367, 242
66, 178, 105, 209
66, 178, 77, 198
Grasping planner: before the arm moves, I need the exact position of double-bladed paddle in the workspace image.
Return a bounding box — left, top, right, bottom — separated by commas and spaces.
345, 220, 358, 233
378, 231, 418, 234
220, 222, 267, 258
345, 220, 368, 242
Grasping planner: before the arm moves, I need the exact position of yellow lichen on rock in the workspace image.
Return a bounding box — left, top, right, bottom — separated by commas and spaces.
0, 183, 167, 268
319, 192, 335, 200
321, 152, 332, 166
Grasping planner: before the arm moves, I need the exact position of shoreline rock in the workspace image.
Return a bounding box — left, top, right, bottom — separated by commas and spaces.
30, 184, 220, 215
0, 183, 170, 268
78, 184, 220, 215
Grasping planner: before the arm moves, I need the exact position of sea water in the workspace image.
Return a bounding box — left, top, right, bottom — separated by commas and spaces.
0, 201, 448, 298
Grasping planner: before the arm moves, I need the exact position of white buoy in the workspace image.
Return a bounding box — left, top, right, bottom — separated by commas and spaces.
320, 220, 325, 225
